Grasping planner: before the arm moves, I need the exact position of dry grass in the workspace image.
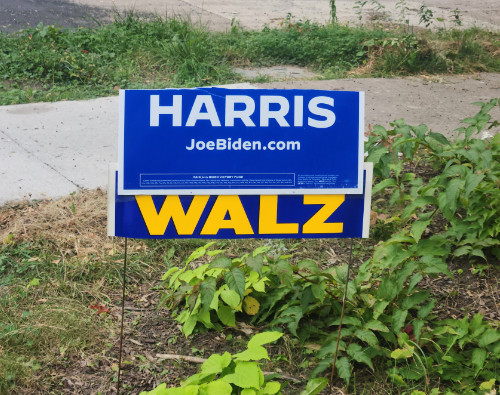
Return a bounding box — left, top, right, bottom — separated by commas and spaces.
0, 188, 113, 256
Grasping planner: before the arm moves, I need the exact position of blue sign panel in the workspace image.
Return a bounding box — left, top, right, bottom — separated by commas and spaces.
108, 164, 372, 239
119, 88, 364, 195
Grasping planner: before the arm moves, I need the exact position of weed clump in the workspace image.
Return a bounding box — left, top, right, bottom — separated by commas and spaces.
1, 15, 499, 104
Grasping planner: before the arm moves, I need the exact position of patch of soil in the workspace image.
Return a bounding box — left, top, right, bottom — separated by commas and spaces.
423, 259, 500, 323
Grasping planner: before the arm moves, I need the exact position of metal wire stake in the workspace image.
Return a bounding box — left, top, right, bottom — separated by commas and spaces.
117, 237, 128, 395
330, 238, 354, 383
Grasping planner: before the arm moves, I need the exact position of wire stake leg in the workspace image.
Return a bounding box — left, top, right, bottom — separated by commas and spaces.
117, 237, 128, 394
330, 238, 354, 383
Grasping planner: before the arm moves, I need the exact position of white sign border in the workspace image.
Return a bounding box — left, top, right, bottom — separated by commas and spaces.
118, 89, 364, 196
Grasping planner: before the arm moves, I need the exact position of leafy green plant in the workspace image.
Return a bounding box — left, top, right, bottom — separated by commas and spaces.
366, 98, 500, 261
160, 243, 441, 388
418, 5, 434, 28
1, 15, 499, 104
329, 0, 337, 23
160, 242, 271, 336
389, 314, 500, 392
140, 332, 284, 395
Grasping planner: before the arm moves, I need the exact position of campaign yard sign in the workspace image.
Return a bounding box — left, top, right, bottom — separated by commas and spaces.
118, 88, 364, 196
107, 163, 372, 239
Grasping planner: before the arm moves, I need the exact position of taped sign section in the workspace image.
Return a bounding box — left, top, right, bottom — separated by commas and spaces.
119, 88, 364, 195
108, 163, 372, 239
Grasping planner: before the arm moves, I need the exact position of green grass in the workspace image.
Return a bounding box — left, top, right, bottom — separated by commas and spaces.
1, 14, 499, 105
0, 234, 314, 392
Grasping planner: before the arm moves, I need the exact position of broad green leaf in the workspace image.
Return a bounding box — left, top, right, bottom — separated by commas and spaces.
222, 361, 261, 389
244, 296, 260, 316
347, 343, 374, 370
200, 278, 216, 313
200, 380, 232, 395
299, 377, 328, 395
391, 346, 414, 359
377, 278, 398, 301
478, 328, 500, 347
248, 332, 283, 348
402, 196, 436, 220
186, 242, 214, 264
427, 132, 450, 145
392, 309, 408, 333
29, 278, 40, 287
197, 310, 213, 328
471, 348, 487, 376
225, 268, 246, 299
245, 254, 264, 275
479, 379, 496, 390
278, 306, 303, 336
412, 219, 431, 243
402, 292, 429, 310
471, 249, 487, 260
366, 146, 388, 165
161, 267, 179, 281
183, 371, 216, 386
201, 352, 232, 375
209, 289, 221, 311
470, 313, 484, 332
209, 256, 232, 269
443, 163, 469, 179
252, 246, 271, 256
445, 178, 466, 214
263, 381, 281, 394
372, 178, 397, 195
453, 245, 472, 257
273, 260, 293, 287
364, 320, 390, 333
298, 259, 320, 276
354, 329, 379, 346
241, 389, 257, 395
252, 279, 267, 293
410, 391, 426, 395
330, 316, 362, 327
220, 289, 241, 308
412, 124, 428, 139
422, 259, 452, 277
413, 319, 425, 342
217, 305, 235, 327
400, 366, 424, 381
464, 173, 484, 199
387, 372, 405, 386
407, 273, 423, 292
182, 315, 198, 337
335, 357, 351, 386
373, 301, 390, 319
233, 346, 268, 362
206, 249, 225, 256
140, 383, 167, 395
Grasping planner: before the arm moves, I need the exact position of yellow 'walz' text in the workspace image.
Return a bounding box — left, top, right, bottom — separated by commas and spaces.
135, 195, 345, 236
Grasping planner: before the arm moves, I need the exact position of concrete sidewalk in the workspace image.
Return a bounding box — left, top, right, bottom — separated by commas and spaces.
1, 74, 499, 204
67, 0, 500, 32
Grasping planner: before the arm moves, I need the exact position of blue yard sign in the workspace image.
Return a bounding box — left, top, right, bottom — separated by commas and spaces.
108, 163, 372, 239
118, 88, 364, 195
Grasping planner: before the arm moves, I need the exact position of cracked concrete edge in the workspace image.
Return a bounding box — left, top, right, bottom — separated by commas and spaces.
1, 129, 84, 190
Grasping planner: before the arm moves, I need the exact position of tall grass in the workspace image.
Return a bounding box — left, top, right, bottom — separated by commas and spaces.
0, 14, 499, 104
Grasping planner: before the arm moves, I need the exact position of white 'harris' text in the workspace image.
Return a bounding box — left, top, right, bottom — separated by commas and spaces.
150, 94, 336, 128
